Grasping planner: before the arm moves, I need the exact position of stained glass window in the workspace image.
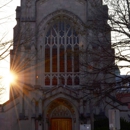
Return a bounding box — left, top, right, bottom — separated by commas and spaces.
45, 20, 79, 86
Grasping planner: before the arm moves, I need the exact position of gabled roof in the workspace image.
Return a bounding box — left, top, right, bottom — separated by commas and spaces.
43, 85, 79, 100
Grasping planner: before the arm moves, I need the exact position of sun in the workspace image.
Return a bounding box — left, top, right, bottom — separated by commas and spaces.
0, 71, 17, 104
3, 72, 17, 84
8, 72, 17, 84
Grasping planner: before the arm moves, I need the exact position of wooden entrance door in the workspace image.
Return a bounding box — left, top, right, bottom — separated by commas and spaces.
51, 119, 72, 130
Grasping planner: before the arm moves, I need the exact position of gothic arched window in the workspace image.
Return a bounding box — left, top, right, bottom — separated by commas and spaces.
74, 76, 79, 85
45, 77, 50, 85
52, 45, 57, 72
45, 20, 79, 86
67, 76, 72, 85
52, 77, 57, 85
74, 45, 79, 72
60, 45, 64, 72
45, 45, 50, 72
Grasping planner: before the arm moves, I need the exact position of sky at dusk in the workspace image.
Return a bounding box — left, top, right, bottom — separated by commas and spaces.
0, 0, 129, 104
0, 0, 20, 104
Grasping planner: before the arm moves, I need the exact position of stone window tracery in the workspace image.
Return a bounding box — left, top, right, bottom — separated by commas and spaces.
51, 105, 71, 118
45, 20, 80, 86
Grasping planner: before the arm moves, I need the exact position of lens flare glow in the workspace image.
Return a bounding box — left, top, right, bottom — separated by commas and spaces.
0, 71, 17, 104
8, 72, 16, 84
2, 71, 17, 85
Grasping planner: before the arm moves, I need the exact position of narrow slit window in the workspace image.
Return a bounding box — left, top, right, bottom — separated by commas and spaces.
45, 46, 50, 72
52, 46, 57, 72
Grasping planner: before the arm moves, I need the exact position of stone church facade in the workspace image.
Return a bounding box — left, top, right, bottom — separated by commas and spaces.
0, 0, 130, 130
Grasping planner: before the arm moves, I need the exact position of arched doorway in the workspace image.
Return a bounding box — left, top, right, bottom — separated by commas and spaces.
46, 98, 76, 130
51, 105, 72, 130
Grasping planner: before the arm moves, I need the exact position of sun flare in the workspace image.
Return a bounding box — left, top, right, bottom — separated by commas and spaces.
0, 71, 16, 104
8, 72, 17, 84
2, 72, 17, 85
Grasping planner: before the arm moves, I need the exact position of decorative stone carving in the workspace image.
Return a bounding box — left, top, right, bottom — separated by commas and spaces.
38, 9, 86, 37
26, 0, 31, 8
51, 105, 71, 118
47, 98, 75, 116
21, 0, 36, 20
26, 0, 32, 18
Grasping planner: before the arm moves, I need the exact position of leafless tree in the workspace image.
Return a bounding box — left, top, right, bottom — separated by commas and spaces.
10, 0, 130, 106
0, 0, 18, 102
71, 1, 130, 128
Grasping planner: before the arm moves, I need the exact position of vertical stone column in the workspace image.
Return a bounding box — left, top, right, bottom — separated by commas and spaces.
80, 99, 83, 114
31, 119, 35, 130
39, 99, 42, 115
32, 100, 36, 117
38, 124, 42, 130
19, 46, 25, 115
83, 100, 87, 117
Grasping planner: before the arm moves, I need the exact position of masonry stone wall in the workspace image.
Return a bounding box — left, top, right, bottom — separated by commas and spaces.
36, 0, 87, 24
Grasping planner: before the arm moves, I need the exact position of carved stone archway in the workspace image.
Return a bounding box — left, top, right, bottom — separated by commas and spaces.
37, 9, 86, 37
51, 105, 72, 118
45, 98, 76, 130
46, 98, 75, 119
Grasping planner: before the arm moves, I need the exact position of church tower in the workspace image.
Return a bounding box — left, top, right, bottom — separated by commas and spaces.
9, 0, 115, 130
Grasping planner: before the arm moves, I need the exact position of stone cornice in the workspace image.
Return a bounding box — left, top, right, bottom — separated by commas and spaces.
36, 0, 87, 4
